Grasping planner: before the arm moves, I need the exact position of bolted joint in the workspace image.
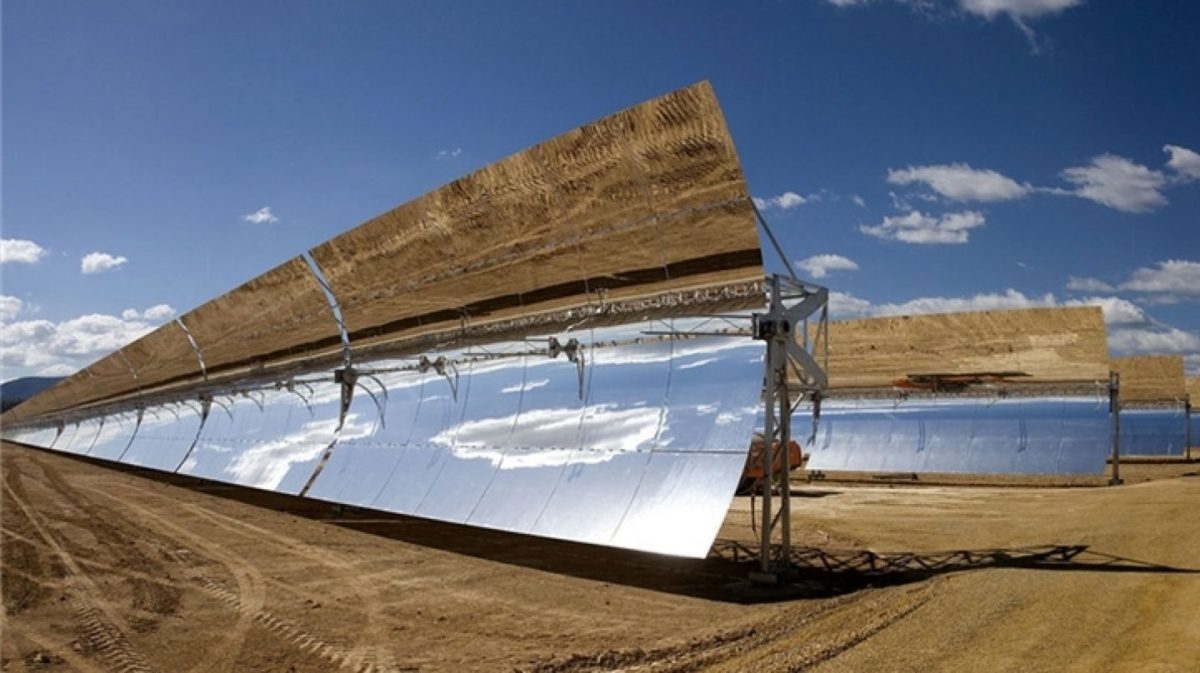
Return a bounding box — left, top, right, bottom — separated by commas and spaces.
548, 336, 582, 363
751, 314, 791, 341
334, 367, 358, 386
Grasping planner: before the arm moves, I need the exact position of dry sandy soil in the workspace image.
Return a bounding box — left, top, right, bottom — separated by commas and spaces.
2, 441, 1198, 672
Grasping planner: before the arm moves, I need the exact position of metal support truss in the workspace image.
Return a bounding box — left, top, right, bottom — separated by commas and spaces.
751, 274, 828, 580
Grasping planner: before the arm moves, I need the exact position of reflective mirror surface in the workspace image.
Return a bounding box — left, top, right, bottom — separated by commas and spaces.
801, 397, 1111, 475
1119, 407, 1188, 456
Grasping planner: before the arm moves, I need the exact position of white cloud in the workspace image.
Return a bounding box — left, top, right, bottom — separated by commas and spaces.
1065, 276, 1114, 292
850, 194, 866, 207
1062, 296, 1148, 326
0, 303, 176, 379
1108, 326, 1200, 356
1, 239, 49, 265
242, 206, 279, 224
824, 0, 1083, 52
828, 288, 1151, 326
1119, 260, 1200, 295
860, 210, 985, 244
122, 304, 178, 322
753, 191, 808, 211
1163, 144, 1200, 182
80, 252, 129, 274
0, 296, 23, 322
1060, 154, 1168, 213
142, 304, 177, 320
887, 163, 1030, 202
435, 147, 463, 160
959, 0, 1083, 20
796, 254, 860, 279
826, 288, 1197, 366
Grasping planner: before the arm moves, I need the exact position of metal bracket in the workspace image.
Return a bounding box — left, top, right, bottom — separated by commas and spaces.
548, 337, 586, 400
418, 356, 459, 401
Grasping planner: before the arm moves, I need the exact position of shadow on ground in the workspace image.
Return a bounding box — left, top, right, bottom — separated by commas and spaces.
11, 443, 1198, 605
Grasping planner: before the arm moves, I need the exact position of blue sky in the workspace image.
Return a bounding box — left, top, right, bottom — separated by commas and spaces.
2, 0, 1198, 380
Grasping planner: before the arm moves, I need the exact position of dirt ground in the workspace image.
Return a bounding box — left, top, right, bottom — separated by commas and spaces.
2, 442, 1198, 672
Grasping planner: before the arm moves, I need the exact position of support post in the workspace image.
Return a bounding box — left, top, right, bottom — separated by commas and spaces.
759, 348, 776, 575
1186, 401, 1192, 463
777, 369, 792, 562
1109, 371, 1122, 486
750, 273, 826, 581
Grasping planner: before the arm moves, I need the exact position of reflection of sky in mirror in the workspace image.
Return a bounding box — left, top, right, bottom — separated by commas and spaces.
223, 412, 372, 489
803, 397, 1111, 475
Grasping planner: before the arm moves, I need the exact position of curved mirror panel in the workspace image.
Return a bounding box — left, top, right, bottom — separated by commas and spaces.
465, 335, 587, 533
183, 384, 341, 493
415, 347, 523, 523
803, 397, 1110, 475
1120, 408, 1187, 456
88, 413, 139, 460
531, 325, 670, 546
119, 403, 205, 470
304, 362, 420, 506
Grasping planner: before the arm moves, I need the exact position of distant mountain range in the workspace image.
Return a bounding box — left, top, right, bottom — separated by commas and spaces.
1, 376, 63, 413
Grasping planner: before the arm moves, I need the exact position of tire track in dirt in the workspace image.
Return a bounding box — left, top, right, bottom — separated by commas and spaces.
70, 482, 267, 673
2, 471, 159, 673
180, 503, 404, 673
521, 581, 937, 673
3, 620, 110, 673
78, 482, 416, 673
9, 452, 249, 673
100, 473, 405, 673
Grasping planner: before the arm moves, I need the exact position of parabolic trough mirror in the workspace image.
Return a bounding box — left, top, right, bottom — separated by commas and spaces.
801, 396, 1113, 475
1, 81, 772, 559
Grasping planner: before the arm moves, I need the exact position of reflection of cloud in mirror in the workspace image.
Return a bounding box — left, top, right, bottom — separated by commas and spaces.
456, 446, 603, 470
438, 404, 662, 468
225, 413, 374, 489
679, 357, 719, 370
501, 378, 549, 394
605, 339, 757, 366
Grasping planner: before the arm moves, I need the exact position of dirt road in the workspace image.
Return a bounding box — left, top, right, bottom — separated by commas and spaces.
3, 442, 1198, 672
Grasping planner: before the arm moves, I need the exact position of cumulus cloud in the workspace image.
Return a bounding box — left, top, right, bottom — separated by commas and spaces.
435, 147, 463, 160
1163, 145, 1200, 182
1108, 326, 1200, 356
887, 164, 1031, 202
0, 303, 176, 378
1118, 259, 1200, 295
1060, 155, 1168, 213
1069, 260, 1200, 298
828, 288, 1154, 325
122, 304, 177, 321
80, 252, 129, 274
1, 239, 49, 265
826, 287, 1197, 365
860, 210, 985, 244
0, 296, 23, 322
796, 254, 860, 279
753, 191, 808, 211
242, 206, 279, 224
1186, 354, 1200, 377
